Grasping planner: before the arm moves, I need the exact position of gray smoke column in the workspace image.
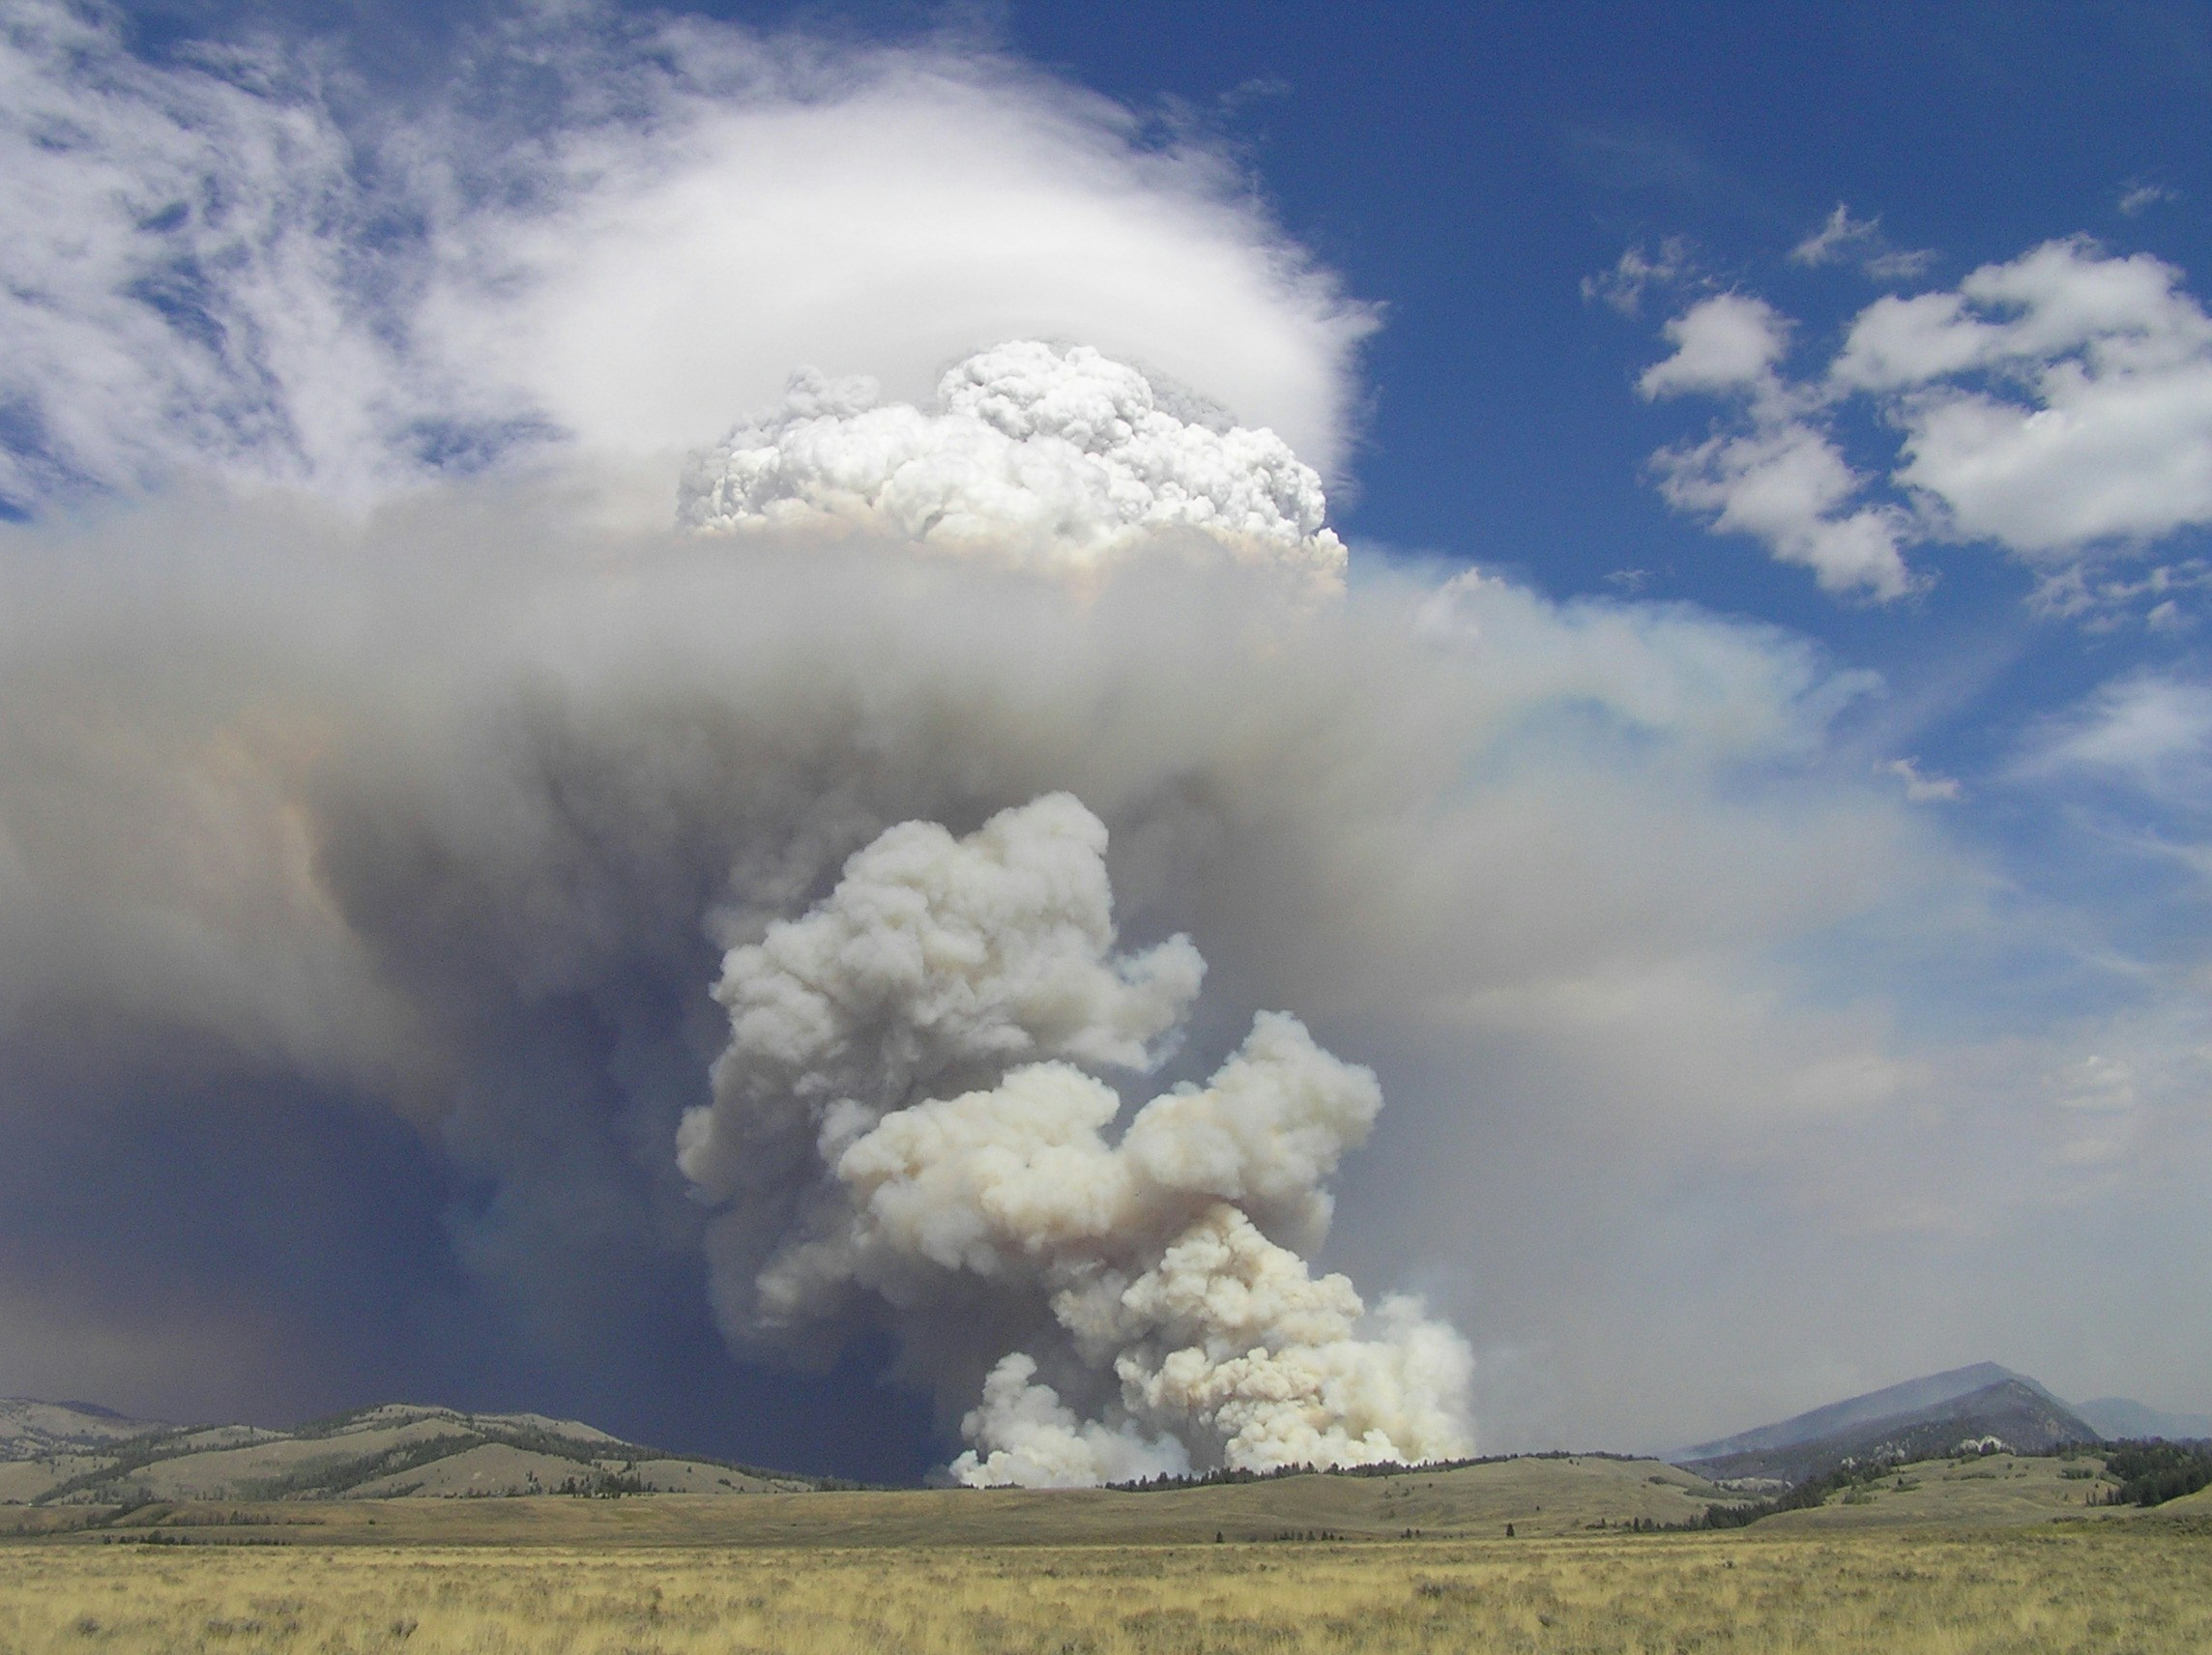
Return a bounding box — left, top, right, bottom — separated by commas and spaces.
680, 341, 1348, 591
678, 793, 1474, 1485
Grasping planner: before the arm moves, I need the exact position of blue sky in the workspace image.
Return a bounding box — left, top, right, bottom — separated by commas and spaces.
752, 0, 2212, 921
1007, 0, 2212, 1042
2, 0, 2209, 1478
1020, 1, 2212, 728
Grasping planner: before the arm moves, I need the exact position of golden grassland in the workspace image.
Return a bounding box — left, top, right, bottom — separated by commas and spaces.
1, 1458, 2204, 1654
0, 1450, 2129, 1549
2, 1519, 2210, 1655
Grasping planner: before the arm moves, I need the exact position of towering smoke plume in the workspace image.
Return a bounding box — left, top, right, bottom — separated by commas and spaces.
678, 794, 1474, 1484
15, 0, 2191, 1484
680, 342, 1348, 590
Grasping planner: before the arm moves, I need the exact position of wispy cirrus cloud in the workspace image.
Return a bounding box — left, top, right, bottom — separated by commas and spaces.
2017, 670, 2212, 804
1879, 756, 1964, 803
1580, 237, 1698, 317
1789, 203, 1935, 281
0, 0, 1372, 518
2118, 181, 2177, 218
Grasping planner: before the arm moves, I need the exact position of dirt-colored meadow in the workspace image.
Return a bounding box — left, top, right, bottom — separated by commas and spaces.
3, 1519, 2208, 1655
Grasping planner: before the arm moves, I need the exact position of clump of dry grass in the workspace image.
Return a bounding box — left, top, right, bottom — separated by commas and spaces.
1, 1524, 2206, 1654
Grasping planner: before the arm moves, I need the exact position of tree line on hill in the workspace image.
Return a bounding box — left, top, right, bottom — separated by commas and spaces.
1110, 1438, 2212, 1525
2095, 1442, 2212, 1507
1107, 1450, 1653, 1494
1701, 1439, 2212, 1526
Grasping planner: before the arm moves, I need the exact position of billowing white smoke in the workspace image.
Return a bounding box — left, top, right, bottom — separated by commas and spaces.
679, 342, 1348, 590
8, 0, 2204, 1480
677, 792, 1473, 1485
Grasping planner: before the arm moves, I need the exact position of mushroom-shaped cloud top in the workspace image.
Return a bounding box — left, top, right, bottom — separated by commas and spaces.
680, 341, 1347, 591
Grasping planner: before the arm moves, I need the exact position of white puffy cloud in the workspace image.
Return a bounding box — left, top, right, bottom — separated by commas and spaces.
1635, 237, 2212, 613
1833, 240, 2212, 393
0, 1, 1368, 516
1648, 421, 1915, 599
1638, 295, 1913, 600
679, 342, 1346, 588
1848, 242, 2212, 555
1638, 294, 1791, 399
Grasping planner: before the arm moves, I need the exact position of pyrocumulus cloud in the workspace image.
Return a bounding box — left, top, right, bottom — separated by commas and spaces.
680, 342, 1347, 590
4, 1, 2206, 1471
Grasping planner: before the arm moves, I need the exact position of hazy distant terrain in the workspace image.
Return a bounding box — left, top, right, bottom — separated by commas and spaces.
1674, 1364, 2110, 1486
2074, 1397, 2212, 1441
6, 1361, 2201, 1524
0, 1402, 813, 1507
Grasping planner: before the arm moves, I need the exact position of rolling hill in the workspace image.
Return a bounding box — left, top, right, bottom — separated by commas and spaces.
9, 1364, 2198, 1524
0, 1400, 821, 1506
0, 1399, 168, 1460
0, 1449, 2153, 1547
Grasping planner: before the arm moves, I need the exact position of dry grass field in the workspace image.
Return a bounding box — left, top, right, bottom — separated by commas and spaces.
1, 1456, 1736, 1551
2, 1456, 2204, 1654
0, 1450, 2126, 1549
2, 1520, 2209, 1655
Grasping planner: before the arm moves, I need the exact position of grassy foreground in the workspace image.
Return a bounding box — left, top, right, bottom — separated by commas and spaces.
3, 1522, 2209, 1655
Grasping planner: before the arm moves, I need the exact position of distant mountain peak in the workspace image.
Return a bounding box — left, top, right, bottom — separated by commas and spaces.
1680, 1363, 2032, 1462
1674, 1365, 2097, 1487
